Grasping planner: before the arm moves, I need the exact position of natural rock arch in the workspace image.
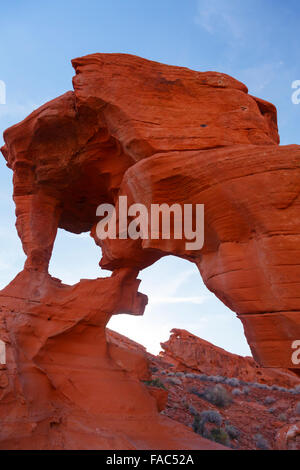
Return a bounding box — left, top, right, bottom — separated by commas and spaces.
0, 53, 299, 449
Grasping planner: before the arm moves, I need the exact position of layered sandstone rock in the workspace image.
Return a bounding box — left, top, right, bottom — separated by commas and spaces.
109, 329, 300, 450
2, 53, 298, 368
0, 52, 300, 449
109, 143, 300, 369
275, 422, 300, 450
0, 270, 224, 449
106, 328, 150, 380
160, 329, 300, 388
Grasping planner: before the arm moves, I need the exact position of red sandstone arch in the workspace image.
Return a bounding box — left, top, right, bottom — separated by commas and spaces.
2, 53, 299, 368
0, 53, 299, 449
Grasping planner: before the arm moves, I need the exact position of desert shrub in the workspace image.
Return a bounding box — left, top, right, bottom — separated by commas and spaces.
166, 377, 182, 386
198, 374, 209, 382
210, 428, 230, 446
143, 378, 166, 390
225, 424, 240, 440
190, 387, 203, 398
188, 405, 198, 416
192, 415, 202, 435
271, 385, 280, 391
268, 408, 276, 414
254, 382, 270, 390
186, 373, 197, 379
193, 410, 222, 436
264, 396, 276, 406
206, 375, 216, 382
209, 375, 225, 384
175, 372, 184, 377
232, 388, 242, 396
239, 379, 248, 386
225, 377, 240, 387
200, 410, 223, 426
243, 386, 250, 395
247, 382, 256, 388
296, 402, 300, 415
276, 386, 288, 393
160, 370, 166, 376
181, 398, 189, 409
254, 434, 270, 450
270, 384, 288, 392
202, 384, 232, 408
150, 366, 159, 373
278, 413, 287, 422
207, 376, 217, 382
216, 376, 226, 383
193, 410, 230, 446
167, 372, 175, 377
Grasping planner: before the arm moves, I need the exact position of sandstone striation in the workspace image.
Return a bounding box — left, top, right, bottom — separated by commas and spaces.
0, 270, 224, 449
160, 329, 300, 388
275, 422, 300, 450
110, 328, 300, 450
0, 53, 300, 449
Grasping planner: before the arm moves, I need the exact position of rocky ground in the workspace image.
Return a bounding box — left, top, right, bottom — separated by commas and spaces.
148, 358, 300, 450
108, 328, 300, 450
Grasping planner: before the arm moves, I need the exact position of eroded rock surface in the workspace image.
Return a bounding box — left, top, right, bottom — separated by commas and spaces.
0, 270, 224, 449
0, 53, 300, 449
160, 329, 300, 388
110, 328, 300, 450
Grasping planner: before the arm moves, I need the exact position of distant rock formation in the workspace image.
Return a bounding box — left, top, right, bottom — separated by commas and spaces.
160, 329, 300, 388
0, 53, 299, 449
109, 328, 300, 450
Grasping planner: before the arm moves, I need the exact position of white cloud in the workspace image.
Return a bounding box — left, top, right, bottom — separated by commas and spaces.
150, 295, 208, 305
154, 268, 195, 296
62, 231, 91, 239
108, 310, 212, 355
0, 101, 40, 119
195, 0, 244, 39
109, 258, 214, 354
238, 61, 284, 93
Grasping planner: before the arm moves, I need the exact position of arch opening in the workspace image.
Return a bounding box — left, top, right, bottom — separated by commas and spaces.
108, 256, 251, 357
48, 228, 110, 285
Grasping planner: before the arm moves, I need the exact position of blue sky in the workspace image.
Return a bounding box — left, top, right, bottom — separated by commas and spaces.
0, 0, 299, 355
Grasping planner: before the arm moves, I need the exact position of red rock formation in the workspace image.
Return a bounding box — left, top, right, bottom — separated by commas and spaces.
160, 329, 300, 388
106, 328, 150, 381
275, 422, 300, 450
0, 270, 225, 449
2, 54, 300, 369
112, 143, 300, 370
0, 52, 300, 449
108, 328, 300, 449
